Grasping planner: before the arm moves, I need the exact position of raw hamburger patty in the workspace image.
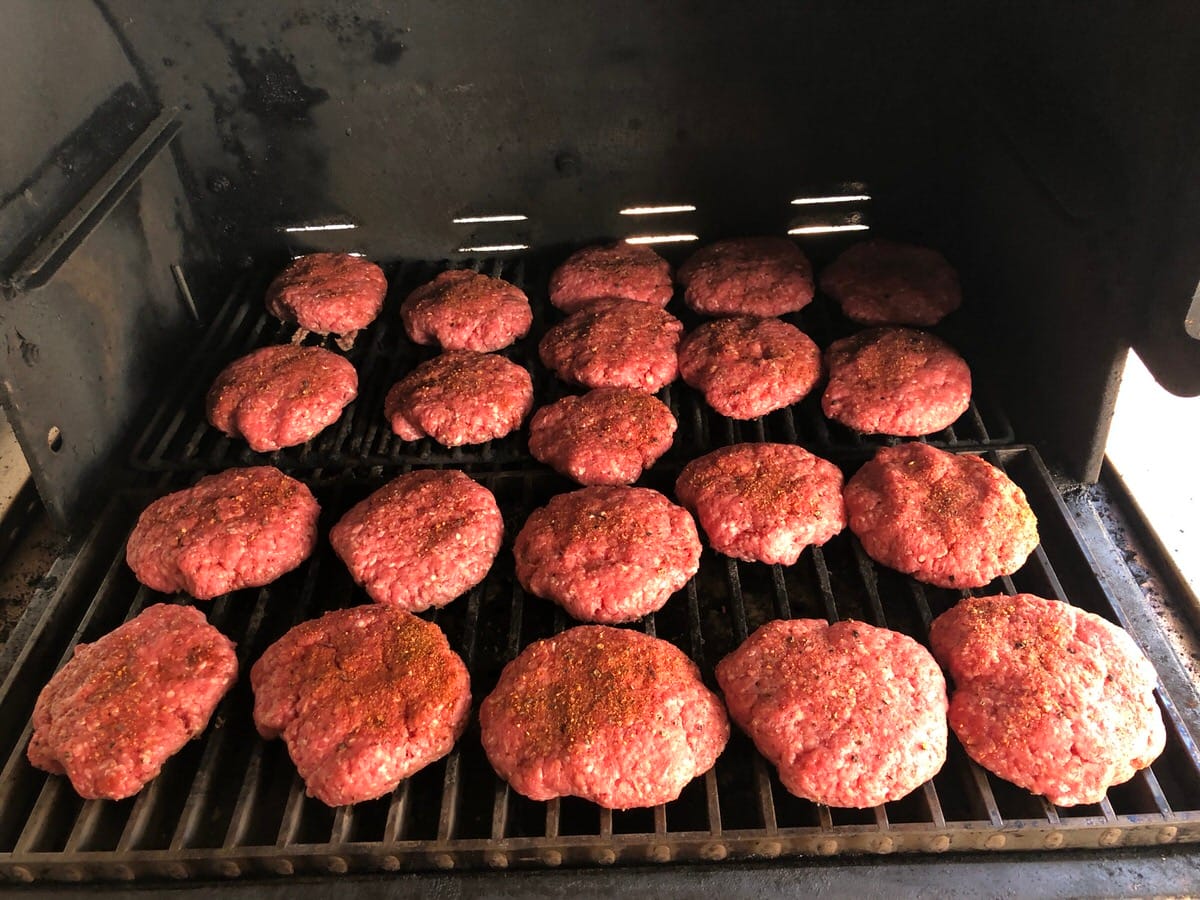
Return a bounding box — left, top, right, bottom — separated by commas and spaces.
548, 242, 673, 312
716, 618, 948, 808
400, 269, 532, 352
677, 316, 822, 419
538, 297, 682, 393
252, 605, 471, 807
479, 625, 728, 808
265, 252, 388, 336
677, 237, 814, 317
329, 469, 502, 613
206, 344, 358, 452
528, 388, 677, 485
28, 604, 237, 800
675, 443, 846, 565
126, 467, 320, 600
822, 327, 971, 436
514, 486, 701, 623
820, 239, 962, 326
930, 594, 1166, 806
843, 443, 1039, 588
383, 351, 533, 446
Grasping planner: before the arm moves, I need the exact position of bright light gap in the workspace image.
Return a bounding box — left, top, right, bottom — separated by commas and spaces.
451, 215, 529, 224
787, 224, 871, 235
624, 234, 700, 245
282, 223, 358, 233
619, 205, 698, 216
790, 195, 872, 206
456, 243, 529, 253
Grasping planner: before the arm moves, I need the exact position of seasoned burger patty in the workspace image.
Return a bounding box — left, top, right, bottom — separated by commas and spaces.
206, 344, 358, 452
677, 316, 822, 419
843, 443, 1039, 588
717, 618, 948, 808
820, 239, 961, 326
329, 469, 502, 613
548, 243, 673, 312
677, 237, 814, 317
822, 327, 971, 436
27, 604, 237, 800
538, 297, 682, 393
479, 625, 729, 809
252, 605, 471, 807
383, 351, 533, 446
528, 388, 677, 485
514, 486, 701, 623
930, 594, 1166, 806
126, 467, 320, 600
675, 443, 846, 565
265, 252, 388, 336
400, 269, 533, 352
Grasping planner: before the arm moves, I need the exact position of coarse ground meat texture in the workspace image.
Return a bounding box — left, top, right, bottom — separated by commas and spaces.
677, 317, 822, 419
677, 237, 814, 317
528, 388, 676, 485
205, 345, 358, 452
27, 604, 237, 800
265, 252, 388, 337
329, 469, 502, 613
514, 486, 701, 623
844, 443, 1039, 588
675, 443, 846, 565
251, 605, 471, 807
383, 351, 533, 446
479, 625, 728, 809
930, 594, 1166, 806
822, 327, 971, 436
538, 297, 682, 393
548, 243, 674, 312
820, 239, 962, 326
717, 618, 947, 808
400, 269, 533, 352
126, 467, 320, 600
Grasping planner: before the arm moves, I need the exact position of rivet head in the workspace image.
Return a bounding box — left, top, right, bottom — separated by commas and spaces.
650, 845, 672, 863
700, 842, 728, 861
271, 859, 294, 876
873, 836, 895, 854
1158, 826, 1178, 844
326, 856, 348, 874
596, 849, 617, 865
985, 834, 1007, 850
217, 861, 240, 879
433, 853, 455, 870
928, 835, 951, 853
817, 839, 838, 856
380, 856, 402, 871
11, 866, 34, 883
757, 840, 782, 859
166, 863, 190, 880
113, 864, 137, 881
1100, 828, 1122, 847
542, 850, 563, 867
1044, 831, 1064, 848
485, 852, 508, 869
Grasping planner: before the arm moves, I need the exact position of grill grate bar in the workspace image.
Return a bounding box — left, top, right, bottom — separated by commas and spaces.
330, 807, 353, 845
1139, 767, 1173, 816
810, 546, 840, 622
599, 808, 613, 838
1039, 798, 1061, 825
1099, 796, 1118, 823
274, 775, 307, 846
383, 781, 412, 843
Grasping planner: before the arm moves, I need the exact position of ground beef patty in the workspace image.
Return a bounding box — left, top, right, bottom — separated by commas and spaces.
539, 297, 682, 393
528, 388, 676, 485
206, 345, 358, 452
480, 625, 728, 808
677, 237, 814, 317
28, 604, 237, 800
400, 269, 532, 352
514, 486, 701, 623
844, 443, 1039, 588
548, 243, 673, 312
675, 443, 845, 565
717, 618, 947, 808
265, 253, 388, 337
678, 317, 822, 419
329, 469, 502, 612
930, 594, 1166, 806
820, 239, 961, 326
126, 467, 320, 600
252, 605, 471, 807
383, 351, 533, 446
822, 327, 971, 436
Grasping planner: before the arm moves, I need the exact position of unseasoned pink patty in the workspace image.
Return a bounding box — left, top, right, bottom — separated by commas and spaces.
329, 469, 502, 613
678, 316, 822, 419
678, 237, 814, 317
206, 345, 358, 452
400, 269, 532, 352
930, 594, 1165, 806
717, 618, 948, 808
514, 486, 701, 623
843, 443, 1039, 588
820, 239, 961, 326
384, 351, 533, 447
528, 388, 677, 485
539, 297, 682, 393
548, 243, 673, 312
126, 467, 320, 600
822, 327, 971, 436
265, 253, 387, 336
480, 625, 729, 809
675, 443, 846, 565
